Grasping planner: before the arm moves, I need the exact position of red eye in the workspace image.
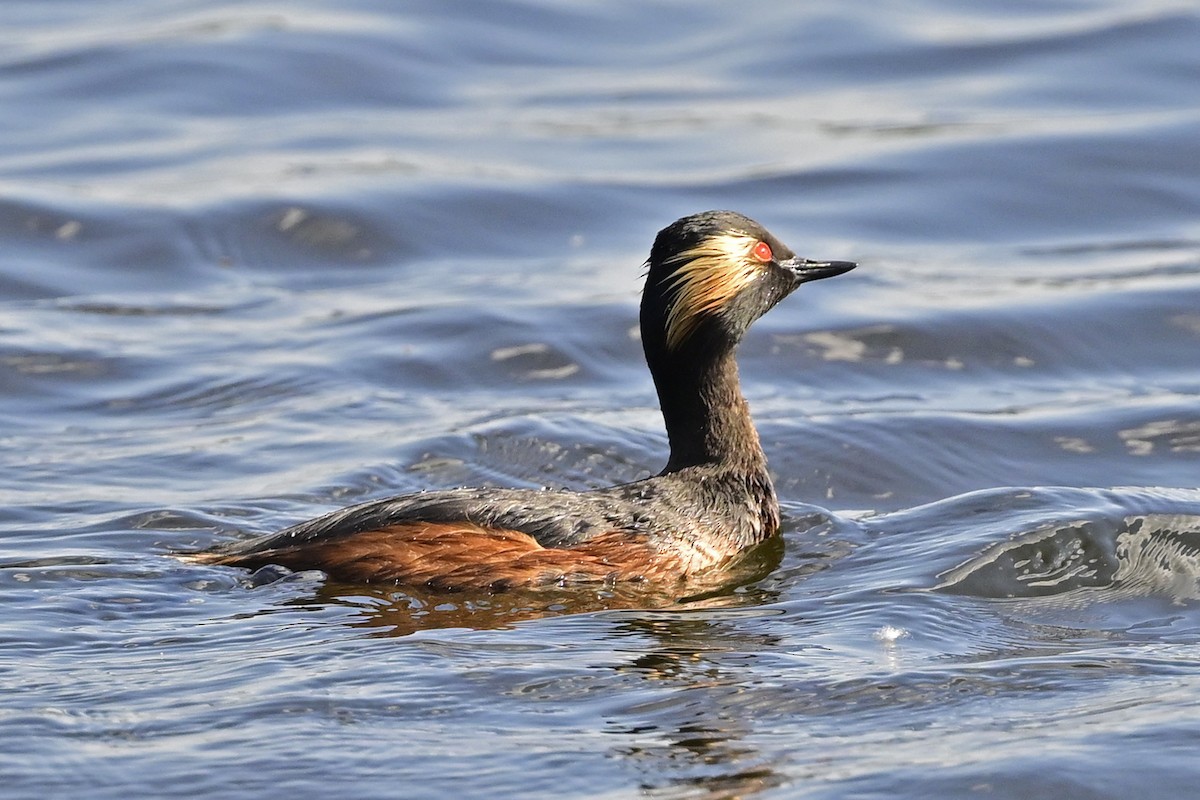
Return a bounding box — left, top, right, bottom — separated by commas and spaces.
752, 241, 773, 262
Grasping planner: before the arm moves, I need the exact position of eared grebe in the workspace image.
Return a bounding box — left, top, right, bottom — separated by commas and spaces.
193, 211, 855, 590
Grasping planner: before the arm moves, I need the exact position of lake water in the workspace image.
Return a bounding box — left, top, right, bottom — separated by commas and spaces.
3, 1, 1200, 797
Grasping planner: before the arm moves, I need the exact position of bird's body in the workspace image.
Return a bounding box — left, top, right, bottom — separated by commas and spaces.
192, 211, 855, 590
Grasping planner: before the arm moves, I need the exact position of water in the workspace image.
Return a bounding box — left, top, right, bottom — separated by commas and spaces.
3, 1, 1200, 797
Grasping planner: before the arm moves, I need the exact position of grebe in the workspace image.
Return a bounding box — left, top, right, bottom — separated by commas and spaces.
194, 211, 855, 590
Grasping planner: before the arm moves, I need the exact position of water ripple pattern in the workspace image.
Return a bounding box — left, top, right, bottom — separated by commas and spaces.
2, 1, 1199, 798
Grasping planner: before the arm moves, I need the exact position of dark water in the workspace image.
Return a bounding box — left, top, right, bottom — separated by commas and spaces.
3, 1, 1200, 797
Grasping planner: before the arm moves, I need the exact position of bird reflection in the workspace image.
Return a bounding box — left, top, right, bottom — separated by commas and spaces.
599, 609, 790, 798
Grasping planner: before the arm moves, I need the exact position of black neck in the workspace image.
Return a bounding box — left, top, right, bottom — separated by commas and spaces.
647, 341, 768, 474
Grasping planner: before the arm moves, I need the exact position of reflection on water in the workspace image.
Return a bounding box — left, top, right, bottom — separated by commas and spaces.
602, 613, 790, 799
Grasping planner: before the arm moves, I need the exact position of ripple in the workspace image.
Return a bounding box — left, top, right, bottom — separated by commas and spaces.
3, 0, 1200, 797
932, 513, 1200, 602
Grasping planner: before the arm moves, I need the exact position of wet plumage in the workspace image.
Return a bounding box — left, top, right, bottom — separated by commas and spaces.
190, 210, 856, 590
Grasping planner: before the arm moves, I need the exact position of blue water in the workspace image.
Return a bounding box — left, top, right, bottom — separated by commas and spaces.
3, 1, 1200, 797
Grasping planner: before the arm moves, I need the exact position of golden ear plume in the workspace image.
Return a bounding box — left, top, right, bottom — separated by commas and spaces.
662, 233, 764, 350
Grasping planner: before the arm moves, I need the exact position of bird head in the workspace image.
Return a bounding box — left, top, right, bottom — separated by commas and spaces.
641, 211, 855, 354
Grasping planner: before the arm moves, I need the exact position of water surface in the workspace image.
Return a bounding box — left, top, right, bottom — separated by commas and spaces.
2, 1, 1200, 798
